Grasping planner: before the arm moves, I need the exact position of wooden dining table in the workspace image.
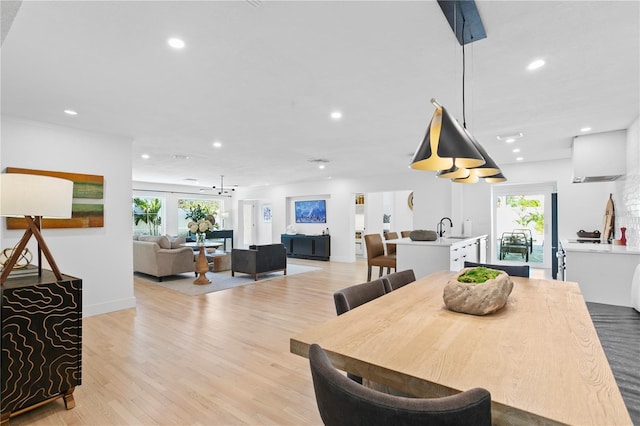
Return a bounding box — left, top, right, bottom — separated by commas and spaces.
290, 270, 632, 425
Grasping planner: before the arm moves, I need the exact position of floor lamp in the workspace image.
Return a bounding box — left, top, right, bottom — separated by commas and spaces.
0, 173, 74, 285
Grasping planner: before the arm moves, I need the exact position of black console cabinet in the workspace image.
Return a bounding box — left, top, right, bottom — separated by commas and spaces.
1, 270, 82, 423
281, 234, 330, 261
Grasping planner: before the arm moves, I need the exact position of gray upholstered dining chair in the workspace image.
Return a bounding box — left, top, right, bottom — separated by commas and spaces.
381, 269, 416, 293
463, 261, 530, 278
364, 234, 396, 281
333, 279, 386, 316
308, 343, 492, 426
333, 278, 386, 384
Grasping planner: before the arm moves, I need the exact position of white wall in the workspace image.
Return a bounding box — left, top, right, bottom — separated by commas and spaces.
1, 117, 135, 317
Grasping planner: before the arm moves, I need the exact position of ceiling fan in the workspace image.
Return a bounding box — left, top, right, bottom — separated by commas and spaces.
212, 175, 237, 197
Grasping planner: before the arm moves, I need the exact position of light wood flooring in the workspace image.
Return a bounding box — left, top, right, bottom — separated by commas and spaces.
8, 260, 639, 425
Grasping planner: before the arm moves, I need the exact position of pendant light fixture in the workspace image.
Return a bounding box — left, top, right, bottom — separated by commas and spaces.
410, 99, 485, 171
410, 1, 505, 184
484, 172, 507, 183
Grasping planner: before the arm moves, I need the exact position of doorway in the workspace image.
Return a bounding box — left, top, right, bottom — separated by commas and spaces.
491, 183, 557, 269
238, 200, 258, 248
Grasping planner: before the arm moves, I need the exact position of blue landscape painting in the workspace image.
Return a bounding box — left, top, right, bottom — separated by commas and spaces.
295, 200, 326, 223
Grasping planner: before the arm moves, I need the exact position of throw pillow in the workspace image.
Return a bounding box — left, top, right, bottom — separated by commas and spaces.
168, 235, 186, 249
139, 235, 171, 249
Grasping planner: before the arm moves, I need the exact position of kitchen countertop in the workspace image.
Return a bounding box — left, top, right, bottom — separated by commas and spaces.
562, 240, 640, 255
387, 235, 487, 248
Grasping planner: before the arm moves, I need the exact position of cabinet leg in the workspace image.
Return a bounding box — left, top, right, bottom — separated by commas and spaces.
63, 387, 76, 410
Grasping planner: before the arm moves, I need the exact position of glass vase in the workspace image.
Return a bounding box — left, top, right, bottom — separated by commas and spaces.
196, 232, 206, 245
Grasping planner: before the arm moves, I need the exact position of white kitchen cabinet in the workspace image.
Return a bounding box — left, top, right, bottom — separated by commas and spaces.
392, 235, 487, 280
564, 242, 640, 307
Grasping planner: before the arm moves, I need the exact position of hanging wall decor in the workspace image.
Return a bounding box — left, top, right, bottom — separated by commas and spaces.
5, 167, 104, 229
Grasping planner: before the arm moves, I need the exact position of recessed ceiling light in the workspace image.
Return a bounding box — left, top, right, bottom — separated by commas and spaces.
330, 111, 343, 120
64, 109, 78, 116
167, 38, 185, 49
516, 157, 524, 161
512, 148, 520, 153
527, 59, 545, 71
141, 154, 150, 159
496, 132, 523, 142
318, 164, 326, 170
580, 127, 592, 132
212, 141, 222, 148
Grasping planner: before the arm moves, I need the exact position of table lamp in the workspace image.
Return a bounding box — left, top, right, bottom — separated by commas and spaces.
0, 173, 74, 284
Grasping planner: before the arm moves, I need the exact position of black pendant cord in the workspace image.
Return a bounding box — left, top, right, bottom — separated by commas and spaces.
462, 17, 467, 130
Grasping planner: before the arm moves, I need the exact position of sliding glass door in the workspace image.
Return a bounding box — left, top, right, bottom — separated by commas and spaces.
491, 183, 557, 269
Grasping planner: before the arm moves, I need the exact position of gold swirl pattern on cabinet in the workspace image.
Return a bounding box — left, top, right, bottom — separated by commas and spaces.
1, 274, 82, 420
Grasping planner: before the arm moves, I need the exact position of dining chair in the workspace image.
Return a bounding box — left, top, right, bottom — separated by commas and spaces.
400, 230, 411, 238
333, 278, 387, 384
381, 269, 416, 293
463, 261, 530, 278
333, 279, 386, 316
308, 343, 492, 426
383, 231, 398, 255
364, 234, 396, 281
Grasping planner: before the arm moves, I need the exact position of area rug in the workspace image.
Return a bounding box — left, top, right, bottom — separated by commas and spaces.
135, 263, 321, 296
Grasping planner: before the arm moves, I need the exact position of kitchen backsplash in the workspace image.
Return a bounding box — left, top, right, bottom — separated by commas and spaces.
616, 116, 640, 247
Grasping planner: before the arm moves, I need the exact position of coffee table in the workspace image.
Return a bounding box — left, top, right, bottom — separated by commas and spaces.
181, 242, 222, 284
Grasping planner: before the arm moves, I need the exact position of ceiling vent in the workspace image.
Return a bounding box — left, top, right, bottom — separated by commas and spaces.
572, 130, 626, 183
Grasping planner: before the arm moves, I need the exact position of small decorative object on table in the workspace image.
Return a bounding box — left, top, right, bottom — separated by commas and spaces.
409, 230, 437, 241
443, 267, 514, 315
620, 227, 627, 246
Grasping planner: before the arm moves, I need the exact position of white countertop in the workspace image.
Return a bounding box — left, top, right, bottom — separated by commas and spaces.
562, 240, 640, 255
387, 235, 487, 248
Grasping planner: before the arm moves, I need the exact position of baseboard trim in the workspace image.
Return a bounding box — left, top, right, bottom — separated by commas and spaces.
83, 297, 136, 318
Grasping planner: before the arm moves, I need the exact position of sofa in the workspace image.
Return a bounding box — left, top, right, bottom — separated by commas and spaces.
231, 243, 287, 281
133, 235, 196, 281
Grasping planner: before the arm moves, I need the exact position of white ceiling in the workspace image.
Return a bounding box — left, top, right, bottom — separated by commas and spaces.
2, 1, 638, 189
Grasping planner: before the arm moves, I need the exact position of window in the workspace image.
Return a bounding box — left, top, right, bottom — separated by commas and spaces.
178, 199, 222, 236
133, 197, 164, 236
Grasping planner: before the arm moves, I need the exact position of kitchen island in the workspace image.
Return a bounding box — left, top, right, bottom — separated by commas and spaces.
387, 235, 487, 279
563, 241, 640, 307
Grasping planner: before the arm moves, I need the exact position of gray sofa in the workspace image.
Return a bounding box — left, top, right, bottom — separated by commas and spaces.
133, 235, 196, 281
231, 243, 287, 281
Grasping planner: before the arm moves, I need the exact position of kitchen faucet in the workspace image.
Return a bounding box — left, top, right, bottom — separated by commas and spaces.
437, 217, 453, 238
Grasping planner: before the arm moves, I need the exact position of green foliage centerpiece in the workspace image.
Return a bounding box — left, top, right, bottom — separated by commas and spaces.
443, 267, 514, 315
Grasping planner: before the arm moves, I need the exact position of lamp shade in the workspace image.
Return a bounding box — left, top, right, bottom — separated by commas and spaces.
484, 172, 507, 183
0, 173, 73, 218
411, 105, 485, 171
464, 130, 501, 177
452, 168, 481, 184
437, 163, 471, 179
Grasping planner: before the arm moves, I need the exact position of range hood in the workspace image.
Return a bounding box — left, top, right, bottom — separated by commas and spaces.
572, 130, 626, 183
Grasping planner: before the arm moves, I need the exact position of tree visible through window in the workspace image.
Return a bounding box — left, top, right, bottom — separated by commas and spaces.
133, 197, 164, 236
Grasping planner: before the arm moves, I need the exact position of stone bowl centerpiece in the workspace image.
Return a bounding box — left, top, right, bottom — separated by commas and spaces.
409, 230, 437, 241
443, 267, 514, 315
